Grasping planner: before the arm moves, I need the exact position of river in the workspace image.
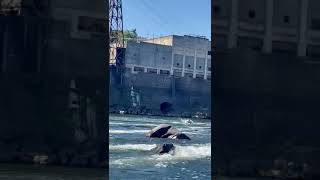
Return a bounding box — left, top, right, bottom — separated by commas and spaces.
109, 114, 211, 179
0, 163, 106, 180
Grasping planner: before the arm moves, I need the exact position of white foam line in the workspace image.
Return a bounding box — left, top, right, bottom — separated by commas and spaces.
109, 144, 156, 151
109, 129, 148, 134
110, 143, 211, 166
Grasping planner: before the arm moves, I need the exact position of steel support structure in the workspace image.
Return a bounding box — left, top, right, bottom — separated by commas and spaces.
109, 0, 124, 65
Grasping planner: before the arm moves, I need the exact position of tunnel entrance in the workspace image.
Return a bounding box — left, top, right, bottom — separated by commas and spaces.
160, 102, 173, 114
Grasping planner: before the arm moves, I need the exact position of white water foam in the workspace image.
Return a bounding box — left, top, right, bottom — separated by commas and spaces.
109, 143, 211, 166
109, 129, 148, 134
152, 144, 211, 161
155, 162, 168, 168
109, 122, 126, 125
109, 144, 156, 151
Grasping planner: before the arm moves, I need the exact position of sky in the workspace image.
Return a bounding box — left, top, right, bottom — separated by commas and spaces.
122, 0, 211, 40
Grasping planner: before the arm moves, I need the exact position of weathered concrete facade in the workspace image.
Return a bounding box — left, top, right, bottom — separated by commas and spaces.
126, 35, 211, 80
0, 0, 107, 166
110, 35, 211, 116
213, 0, 320, 177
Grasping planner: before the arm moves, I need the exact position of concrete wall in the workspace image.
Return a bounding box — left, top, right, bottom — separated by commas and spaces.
110, 68, 211, 115
51, 0, 106, 12
214, 48, 320, 168
238, 0, 265, 24
213, 0, 320, 57
125, 41, 172, 69
273, 0, 300, 27
143, 36, 173, 46
50, 0, 106, 40
172, 35, 211, 50
126, 37, 212, 79
0, 14, 107, 163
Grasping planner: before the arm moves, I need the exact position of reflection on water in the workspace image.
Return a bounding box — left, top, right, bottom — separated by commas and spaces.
109, 114, 211, 180
0, 163, 106, 180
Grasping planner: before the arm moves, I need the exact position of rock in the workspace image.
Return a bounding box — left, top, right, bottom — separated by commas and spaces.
150, 144, 175, 155
33, 155, 49, 165
146, 124, 191, 140
167, 133, 191, 140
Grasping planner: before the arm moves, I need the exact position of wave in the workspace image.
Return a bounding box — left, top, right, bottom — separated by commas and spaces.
153, 143, 211, 161
111, 123, 158, 127
109, 143, 211, 166
109, 129, 148, 134
109, 144, 156, 151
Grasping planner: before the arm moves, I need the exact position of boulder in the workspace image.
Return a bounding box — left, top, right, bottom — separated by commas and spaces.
150, 144, 175, 155
167, 133, 191, 140
146, 124, 191, 140
33, 155, 49, 165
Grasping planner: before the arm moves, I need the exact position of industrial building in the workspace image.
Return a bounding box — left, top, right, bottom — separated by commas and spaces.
125, 35, 212, 80
110, 35, 212, 117
0, 0, 107, 166
214, 0, 320, 58
213, 0, 320, 177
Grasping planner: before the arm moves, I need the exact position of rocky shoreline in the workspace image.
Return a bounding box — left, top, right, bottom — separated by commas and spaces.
215, 146, 320, 180
109, 105, 211, 120
0, 140, 107, 168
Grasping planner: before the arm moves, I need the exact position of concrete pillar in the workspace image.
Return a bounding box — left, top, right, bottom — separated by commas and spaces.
131, 66, 135, 73
170, 48, 174, 75
157, 69, 160, 74
263, 0, 274, 53
193, 49, 197, 78
204, 50, 208, 80
144, 67, 147, 73
182, 49, 185, 77
298, 0, 309, 57
2, 24, 8, 73
228, 0, 239, 49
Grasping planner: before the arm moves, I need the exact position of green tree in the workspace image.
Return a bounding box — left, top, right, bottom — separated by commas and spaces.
124, 29, 138, 42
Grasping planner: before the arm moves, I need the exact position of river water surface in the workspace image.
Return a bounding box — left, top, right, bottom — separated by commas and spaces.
109, 114, 212, 179
0, 164, 106, 180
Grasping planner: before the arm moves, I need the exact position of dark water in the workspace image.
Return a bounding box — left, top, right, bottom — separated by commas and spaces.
0, 164, 106, 180
216, 178, 272, 180
109, 114, 211, 180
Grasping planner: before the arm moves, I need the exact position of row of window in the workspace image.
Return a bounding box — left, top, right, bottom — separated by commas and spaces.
214, 5, 291, 24
175, 62, 211, 71
214, 5, 320, 30
132, 51, 211, 58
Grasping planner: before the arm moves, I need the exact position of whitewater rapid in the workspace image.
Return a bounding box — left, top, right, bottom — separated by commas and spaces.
109, 115, 211, 179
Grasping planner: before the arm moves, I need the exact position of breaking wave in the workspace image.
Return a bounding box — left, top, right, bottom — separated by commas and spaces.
154, 143, 211, 161
109, 129, 148, 134
109, 144, 156, 151
109, 143, 211, 166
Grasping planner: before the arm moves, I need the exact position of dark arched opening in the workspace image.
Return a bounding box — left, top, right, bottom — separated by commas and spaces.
160, 102, 173, 114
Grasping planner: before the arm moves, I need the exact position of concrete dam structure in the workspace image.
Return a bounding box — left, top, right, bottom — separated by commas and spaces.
213, 0, 320, 176
109, 35, 212, 117
0, 0, 108, 166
